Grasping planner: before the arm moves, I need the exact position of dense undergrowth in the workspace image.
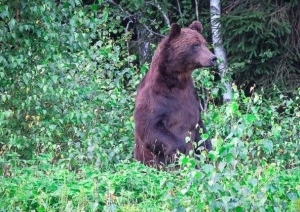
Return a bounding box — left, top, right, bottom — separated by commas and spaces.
0, 0, 300, 211
1, 161, 299, 211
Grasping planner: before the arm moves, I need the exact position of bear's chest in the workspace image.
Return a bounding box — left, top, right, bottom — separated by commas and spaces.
163, 87, 199, 133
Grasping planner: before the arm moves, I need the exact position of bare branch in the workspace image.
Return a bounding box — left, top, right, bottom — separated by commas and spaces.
140, 22, 165, 38
146, 1, 170, 27
105, 0, 125, 12
15, 0, 20, 20
125, 19, 133, 66
176, 0, 183, 23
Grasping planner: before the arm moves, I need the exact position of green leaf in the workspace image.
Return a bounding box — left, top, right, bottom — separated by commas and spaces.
102, 10, 108, 22
51, 75, 59, 84
49, 125, 57, 130
221, 196, 231, 204
231, 101, 239, 112
244, 114, 256, 124
202, 164, 214, 174
263, 140, 273, 154
218, 161, 226, 172
8, 18, 16, 30
92, 4, 98, 11
272, 125, 282, 139
201, 133, 209, 140
226, 101, 239, 115
180, 157, 189, 165
212, 88, 219, 97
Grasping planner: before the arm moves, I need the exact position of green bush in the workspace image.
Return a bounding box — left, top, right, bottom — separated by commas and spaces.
0, 0, 136, 169
204, 84, 300, 169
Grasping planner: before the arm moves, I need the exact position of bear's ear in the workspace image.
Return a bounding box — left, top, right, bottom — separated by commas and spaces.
189, 21, 203, 33
169, 23, 181, 39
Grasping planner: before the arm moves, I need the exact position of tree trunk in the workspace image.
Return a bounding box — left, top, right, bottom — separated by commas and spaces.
210, 0, 232, 103
137, 25, 151, 66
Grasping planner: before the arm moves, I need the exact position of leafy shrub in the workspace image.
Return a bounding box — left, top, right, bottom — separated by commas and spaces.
0, 0, 136, 169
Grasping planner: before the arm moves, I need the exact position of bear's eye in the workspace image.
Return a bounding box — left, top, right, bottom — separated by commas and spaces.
192, 45, 201, 51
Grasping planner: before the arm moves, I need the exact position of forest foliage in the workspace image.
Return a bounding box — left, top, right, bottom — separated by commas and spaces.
0, 0, 300, 211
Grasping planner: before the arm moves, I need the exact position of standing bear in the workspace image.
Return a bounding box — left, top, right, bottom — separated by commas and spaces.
134, 21, 216, 169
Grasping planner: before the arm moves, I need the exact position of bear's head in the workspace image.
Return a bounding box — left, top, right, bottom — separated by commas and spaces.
164, 21, 216, 73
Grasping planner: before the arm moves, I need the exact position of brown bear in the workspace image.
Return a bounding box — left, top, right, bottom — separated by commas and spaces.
134, 21, 216, 169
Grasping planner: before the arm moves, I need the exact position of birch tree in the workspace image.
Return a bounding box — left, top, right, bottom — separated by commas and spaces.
210, 0, 232, 102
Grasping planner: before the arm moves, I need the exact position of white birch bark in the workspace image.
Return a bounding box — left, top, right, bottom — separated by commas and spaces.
210, 0, 232, 103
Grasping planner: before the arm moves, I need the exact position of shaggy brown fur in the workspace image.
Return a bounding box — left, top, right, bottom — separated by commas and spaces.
134, 21, 216, 169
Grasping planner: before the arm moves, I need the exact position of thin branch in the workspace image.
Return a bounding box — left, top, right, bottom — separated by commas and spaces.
224, 0, 241, 13
125, 19, 133, 66
267, 6, 287, 17
140, 22, 165, 38
146, 1, 170, 27
176, 0, 183, 24
15, 0, 20, 20
105, 0, 125, 12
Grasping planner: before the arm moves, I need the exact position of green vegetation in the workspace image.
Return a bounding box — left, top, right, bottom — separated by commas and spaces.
0, 0, 299, 211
